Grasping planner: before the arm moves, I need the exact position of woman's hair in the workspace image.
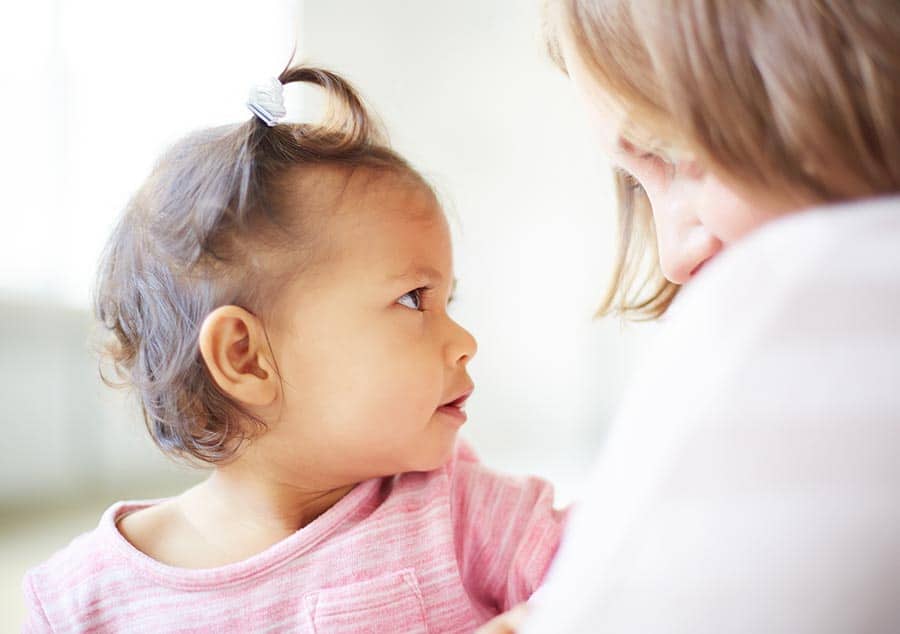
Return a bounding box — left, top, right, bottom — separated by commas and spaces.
95, 64, 427, 464
547, 0, 900, 319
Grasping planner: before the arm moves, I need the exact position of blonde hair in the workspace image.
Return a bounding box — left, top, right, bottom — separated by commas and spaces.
95, 65, 429, 464
548, 0, 900, 319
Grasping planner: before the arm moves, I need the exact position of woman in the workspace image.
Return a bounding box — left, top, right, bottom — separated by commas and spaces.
483, 1, 900, 631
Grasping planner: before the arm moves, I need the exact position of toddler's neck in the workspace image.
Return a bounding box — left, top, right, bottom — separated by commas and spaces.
117, 467, 355, 569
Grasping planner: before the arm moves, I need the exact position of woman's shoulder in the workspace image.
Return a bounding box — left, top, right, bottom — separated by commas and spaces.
530, 196, 900, 633
718, 194, 900, 284
672, 194, 900, 333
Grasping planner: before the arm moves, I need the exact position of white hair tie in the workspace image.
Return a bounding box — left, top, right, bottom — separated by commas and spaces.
247, 77, 286, 127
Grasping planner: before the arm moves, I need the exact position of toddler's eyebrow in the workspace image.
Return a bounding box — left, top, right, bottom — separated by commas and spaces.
389, 266, 458, 295
388, 265, 444, 284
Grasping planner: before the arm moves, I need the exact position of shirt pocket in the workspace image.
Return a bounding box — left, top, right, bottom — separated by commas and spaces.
303, 568, 429, 634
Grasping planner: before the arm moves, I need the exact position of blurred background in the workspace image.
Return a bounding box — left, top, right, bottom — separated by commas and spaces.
0, 0, 646, 629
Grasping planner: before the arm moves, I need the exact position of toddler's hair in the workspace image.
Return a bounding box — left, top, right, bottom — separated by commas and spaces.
95, 65, 427, 464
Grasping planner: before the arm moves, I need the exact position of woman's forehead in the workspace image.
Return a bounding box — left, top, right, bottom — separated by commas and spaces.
558, 14, 690, 159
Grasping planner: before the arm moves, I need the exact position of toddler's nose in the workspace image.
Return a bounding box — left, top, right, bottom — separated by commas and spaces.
447, 319, 477, 366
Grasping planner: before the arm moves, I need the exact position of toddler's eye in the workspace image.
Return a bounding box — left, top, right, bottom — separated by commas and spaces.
397, 288, 424, 311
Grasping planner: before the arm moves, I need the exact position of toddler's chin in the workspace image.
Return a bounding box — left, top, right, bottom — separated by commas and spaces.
410, 438, 458, 473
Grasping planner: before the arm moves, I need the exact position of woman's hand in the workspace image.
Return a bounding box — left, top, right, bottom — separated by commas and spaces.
475, 604, 529, 634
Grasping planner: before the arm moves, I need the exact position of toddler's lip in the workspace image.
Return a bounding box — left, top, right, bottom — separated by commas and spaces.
440, 387, 474, 410
437, 387, 473, 427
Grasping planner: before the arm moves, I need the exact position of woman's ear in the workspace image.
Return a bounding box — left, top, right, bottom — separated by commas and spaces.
198, 305, 278, 407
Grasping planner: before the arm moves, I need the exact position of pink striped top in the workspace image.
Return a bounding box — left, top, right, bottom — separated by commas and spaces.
23, 440, 566, 633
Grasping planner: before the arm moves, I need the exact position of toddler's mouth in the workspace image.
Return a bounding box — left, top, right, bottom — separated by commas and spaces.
443, 393, 470, 409
436, 388, 474, 425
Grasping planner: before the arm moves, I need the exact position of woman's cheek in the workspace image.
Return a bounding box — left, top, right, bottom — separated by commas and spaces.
694, 176, 772, 244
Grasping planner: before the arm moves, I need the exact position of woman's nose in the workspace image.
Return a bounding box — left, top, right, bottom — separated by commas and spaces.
651, 195, 723, 285
658, 227, 723, 284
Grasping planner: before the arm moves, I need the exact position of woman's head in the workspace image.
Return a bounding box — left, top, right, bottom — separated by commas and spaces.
546, 0, 900, 318
96, 65, 475, 473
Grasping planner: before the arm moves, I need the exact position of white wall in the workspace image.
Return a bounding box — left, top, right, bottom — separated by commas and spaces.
0, 0, 300, 308
0, 293, 200, 508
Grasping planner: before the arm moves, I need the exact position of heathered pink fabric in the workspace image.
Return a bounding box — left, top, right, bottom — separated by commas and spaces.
23, 440, 566, 633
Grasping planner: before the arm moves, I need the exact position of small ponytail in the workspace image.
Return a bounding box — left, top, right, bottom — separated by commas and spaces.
276, 66, 387, 152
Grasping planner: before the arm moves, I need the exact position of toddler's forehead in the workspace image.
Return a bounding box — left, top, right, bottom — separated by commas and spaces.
282, 163, 439, 222
341, 166, 438, 218
273, 164, 448, 279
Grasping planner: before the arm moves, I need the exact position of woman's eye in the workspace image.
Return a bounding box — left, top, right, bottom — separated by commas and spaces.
617, 137, 642, 157
397, 288, 424, 310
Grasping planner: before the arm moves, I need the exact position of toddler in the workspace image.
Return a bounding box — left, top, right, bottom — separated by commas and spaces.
22, 65, 565, 633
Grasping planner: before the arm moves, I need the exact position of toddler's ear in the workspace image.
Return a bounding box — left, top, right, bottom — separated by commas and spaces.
198, 305, 278, 407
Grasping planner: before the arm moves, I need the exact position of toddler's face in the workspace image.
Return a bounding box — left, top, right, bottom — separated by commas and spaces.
254, 167, 476, 484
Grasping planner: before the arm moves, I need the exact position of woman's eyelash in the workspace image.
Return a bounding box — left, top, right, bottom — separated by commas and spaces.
617, 137, 643, 157
617, 137, 670, 164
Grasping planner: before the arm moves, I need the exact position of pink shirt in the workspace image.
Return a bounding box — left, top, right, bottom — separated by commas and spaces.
23, 440, 566, 633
